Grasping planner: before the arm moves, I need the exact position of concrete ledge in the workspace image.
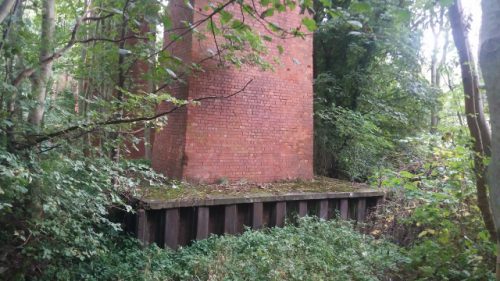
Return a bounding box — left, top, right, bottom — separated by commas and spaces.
142, 189, 384, 209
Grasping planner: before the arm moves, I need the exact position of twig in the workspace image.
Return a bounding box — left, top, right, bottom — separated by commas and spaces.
209, 18, 223, 65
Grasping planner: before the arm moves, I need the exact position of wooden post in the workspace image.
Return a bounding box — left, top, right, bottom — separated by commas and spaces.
224, 204, 237, 234
136, 209, 148, 246
275, 202, 286, 227
357, 198, 366, 222
252, 202, 264, 229
319, 200, 328, 220
164, 208, 180, 249
298, 201, 308, 217
196, 207, 210, 240
340, 199, 349, 220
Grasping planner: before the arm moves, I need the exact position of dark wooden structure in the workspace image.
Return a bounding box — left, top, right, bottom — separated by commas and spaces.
126, 189, 384, 249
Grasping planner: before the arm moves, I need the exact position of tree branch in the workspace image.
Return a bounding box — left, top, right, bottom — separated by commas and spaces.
11, 8, 116, 87
15, 79, 254, 150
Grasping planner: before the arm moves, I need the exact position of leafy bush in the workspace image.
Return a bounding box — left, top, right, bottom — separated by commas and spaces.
367, 135, 496, 280
315, 102, 393, 181
0, 148, 167, 279
313, 0, 433, 181
41, 218, 406, 281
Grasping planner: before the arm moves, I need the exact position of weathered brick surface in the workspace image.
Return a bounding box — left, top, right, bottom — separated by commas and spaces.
151, 2, 193, 177
152, 0, 313, 183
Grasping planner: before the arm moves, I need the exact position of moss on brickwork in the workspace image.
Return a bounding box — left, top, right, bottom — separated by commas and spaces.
140, 177, 369, 201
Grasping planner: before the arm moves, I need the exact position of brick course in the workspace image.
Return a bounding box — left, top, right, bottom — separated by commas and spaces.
152, 0, 313, 183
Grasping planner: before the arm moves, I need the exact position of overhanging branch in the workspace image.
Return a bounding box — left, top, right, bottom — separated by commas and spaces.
16, 79, 254, 150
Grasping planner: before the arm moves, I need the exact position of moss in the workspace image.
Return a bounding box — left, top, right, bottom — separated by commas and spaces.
139, 177, 369, 201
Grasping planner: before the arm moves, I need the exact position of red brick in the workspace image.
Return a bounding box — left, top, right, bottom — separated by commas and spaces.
152, 0, 313, 183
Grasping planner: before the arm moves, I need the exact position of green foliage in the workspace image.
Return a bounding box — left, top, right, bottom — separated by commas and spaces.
313, 0, 434, 180
0, 0, 320, 278
0, 145, 168, 278
40, 218, 406, 281
370, 134, 496, 280
315, 102, 392, 180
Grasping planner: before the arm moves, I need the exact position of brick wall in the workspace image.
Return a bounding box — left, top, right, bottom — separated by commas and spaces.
151, 2, 193, 177
152, 0, 313, 183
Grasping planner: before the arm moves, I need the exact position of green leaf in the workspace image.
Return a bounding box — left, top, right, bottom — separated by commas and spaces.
231, 20, 246, 30
274, 3, 286, 12
319, 0, 331, 8
347, 20, 363, 30
277, 45, 284, 54
350, 2, 371, 13
399, 171, 414, 179
260, 8, 274, 18
268, 22, 282, 32
301, 17, 317, 31
220, 10, 233, 24
262, 35, 273, 42
163, 15, 173, 29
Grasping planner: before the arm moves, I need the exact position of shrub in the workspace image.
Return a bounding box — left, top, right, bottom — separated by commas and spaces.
41, 218, 406, 281
366, 135, 496, 280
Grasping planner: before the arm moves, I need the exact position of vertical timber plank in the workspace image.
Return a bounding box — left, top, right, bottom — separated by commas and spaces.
164, 208, 180, 249
275, 202, 286, 227
340, 199, 349, 220
298, 201, 308, 217
196, 207, 210, 240
319, 200, 328, 220
224, 205, 237, 234
357, 198, 367, 222
252, 202, 264, 229
136, 209, 148, 246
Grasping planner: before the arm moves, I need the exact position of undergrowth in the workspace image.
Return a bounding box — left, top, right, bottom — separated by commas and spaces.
41, 218, 406, 281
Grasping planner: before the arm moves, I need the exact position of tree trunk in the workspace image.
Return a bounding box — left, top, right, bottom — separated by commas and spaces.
449, 0, 497, 241
0, 0, 16, 24
25, 0, 55, 220
28, 0, 55, 128
4, 0, 23, 152
144, 17, 157, 161
479, 0, 500, 278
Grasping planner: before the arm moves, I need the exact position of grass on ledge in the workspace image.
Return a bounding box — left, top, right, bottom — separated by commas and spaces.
138, 176, 373, 201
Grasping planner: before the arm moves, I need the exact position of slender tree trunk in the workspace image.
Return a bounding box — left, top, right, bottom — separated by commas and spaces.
109, 0, 131, 163
430, 7, 449, 134
0, 0, 16, 24
79, 0, 92, 156
449, 0, 497, 241
144, 16, 157, 161
28, 0, 55, 128
4, 0, 23, 152
24, 0, 55, 220
479, 0, 500, 278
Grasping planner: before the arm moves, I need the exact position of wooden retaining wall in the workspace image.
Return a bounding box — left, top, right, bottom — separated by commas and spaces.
125, 190, 384, 249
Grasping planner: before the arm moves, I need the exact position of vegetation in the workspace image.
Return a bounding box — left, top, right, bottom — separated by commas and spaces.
142, 177, 365, 201
40, 218, 406, 281
0, 0, 499, 280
